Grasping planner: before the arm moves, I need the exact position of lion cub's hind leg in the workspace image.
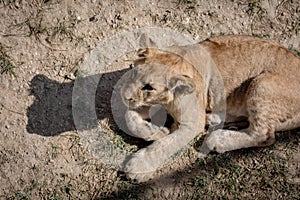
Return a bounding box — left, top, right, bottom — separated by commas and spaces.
206, 74, 300, 153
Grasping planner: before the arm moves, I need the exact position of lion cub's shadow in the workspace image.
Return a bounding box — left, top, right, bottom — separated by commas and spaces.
26, 68, 157, 151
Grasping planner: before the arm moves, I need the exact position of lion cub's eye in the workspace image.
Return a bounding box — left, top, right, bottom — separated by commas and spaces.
142, 83, 154, 91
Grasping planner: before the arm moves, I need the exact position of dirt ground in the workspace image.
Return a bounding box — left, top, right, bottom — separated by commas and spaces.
0, 0, 299, 199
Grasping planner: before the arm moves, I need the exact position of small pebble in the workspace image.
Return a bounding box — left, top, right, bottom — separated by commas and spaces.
89, 15, 101, 22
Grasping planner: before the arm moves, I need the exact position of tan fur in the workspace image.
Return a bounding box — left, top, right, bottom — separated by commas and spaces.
121, 35, 300, 182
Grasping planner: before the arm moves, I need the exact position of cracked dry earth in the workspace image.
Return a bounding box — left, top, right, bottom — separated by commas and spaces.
0, 0, 299, 199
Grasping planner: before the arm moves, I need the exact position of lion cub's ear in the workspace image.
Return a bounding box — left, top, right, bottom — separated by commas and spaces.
134, 47, 162, 66
135, 33, 160, 66
169, 76, 195, 95
139, 33, 157, 49
137, 48, 159, 58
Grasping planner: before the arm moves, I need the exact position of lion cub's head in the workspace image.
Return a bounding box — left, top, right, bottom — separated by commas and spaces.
122, 63, 182, 109
118, 47, 204, 138
121, 48, 196, 110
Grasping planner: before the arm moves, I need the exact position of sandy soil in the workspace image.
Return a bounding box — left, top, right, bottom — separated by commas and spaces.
0, 0, 299, 199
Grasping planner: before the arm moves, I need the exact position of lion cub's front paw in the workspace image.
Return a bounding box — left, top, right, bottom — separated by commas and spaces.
125, 110, 170, 141
123, 150, 157, 183
125, 171, 155, 184
146, 126, 169, 141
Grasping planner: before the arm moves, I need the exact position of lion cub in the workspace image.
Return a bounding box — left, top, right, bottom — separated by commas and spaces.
121, 35, 300, 182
